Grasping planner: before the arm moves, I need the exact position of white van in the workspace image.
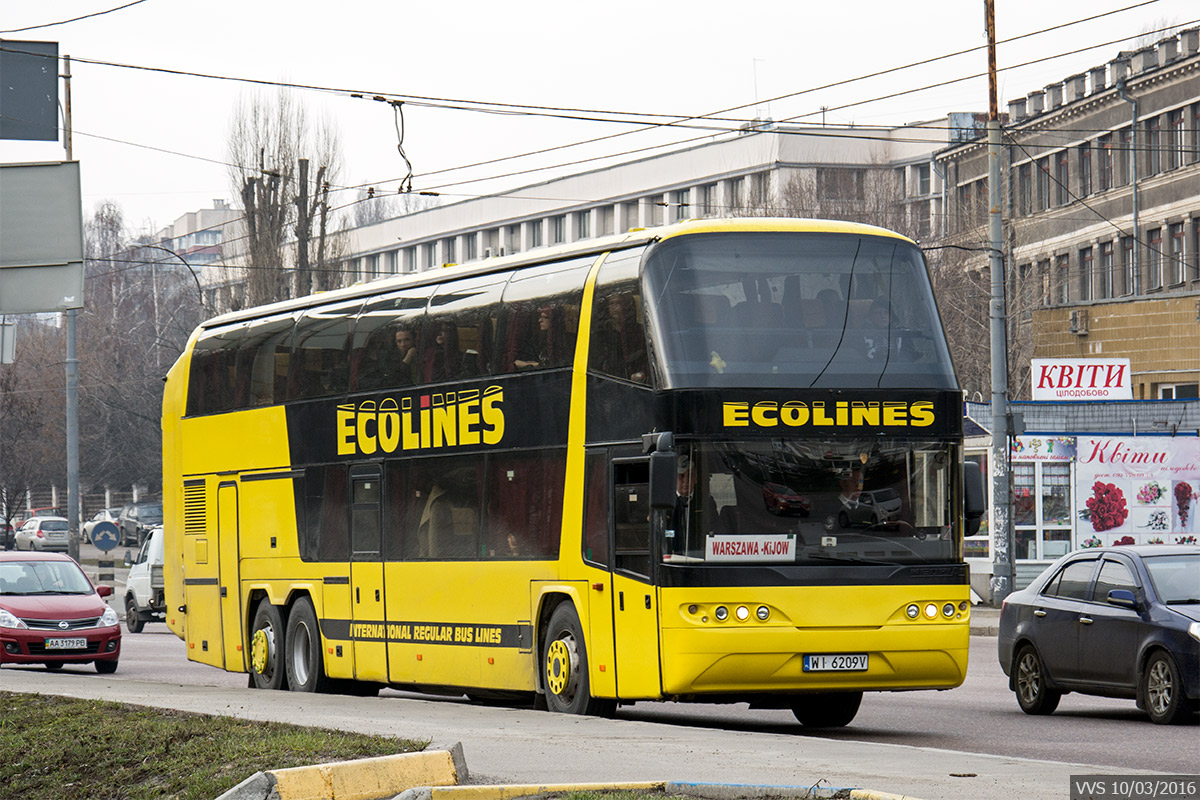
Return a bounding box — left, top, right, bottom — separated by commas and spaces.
123, 526, 165, 632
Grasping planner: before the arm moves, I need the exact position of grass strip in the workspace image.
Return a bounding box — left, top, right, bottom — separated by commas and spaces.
0, 691, 428, 800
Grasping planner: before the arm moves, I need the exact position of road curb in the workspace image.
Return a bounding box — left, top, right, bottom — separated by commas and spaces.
666, 781, 923, 800
391, 781, 924, 800
394, 781, 666, 800
215, 743, 467, 800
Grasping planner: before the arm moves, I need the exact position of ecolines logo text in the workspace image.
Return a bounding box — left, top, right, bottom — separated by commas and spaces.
337, 386, 505, 456
723, 400, 935, 428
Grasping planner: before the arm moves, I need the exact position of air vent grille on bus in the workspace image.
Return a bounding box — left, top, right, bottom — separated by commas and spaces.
183, 481, 207, 535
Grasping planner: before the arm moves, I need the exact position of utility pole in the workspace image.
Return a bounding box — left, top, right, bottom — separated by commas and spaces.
985, 1, 1014, 605
63, 55, 81, 562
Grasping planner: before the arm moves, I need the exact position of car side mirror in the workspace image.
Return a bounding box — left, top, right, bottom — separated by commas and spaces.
964, 462, 985, 536
1106, 589, 1139, 610
123, 549, 133, 568
96, 585, 113, 598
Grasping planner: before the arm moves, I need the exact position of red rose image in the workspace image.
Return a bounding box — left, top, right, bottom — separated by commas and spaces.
1085, 481, 1128, 532
1176, 482, 1194, 527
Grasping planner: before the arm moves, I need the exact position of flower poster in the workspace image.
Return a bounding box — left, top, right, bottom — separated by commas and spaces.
1075, 437, 1200, 546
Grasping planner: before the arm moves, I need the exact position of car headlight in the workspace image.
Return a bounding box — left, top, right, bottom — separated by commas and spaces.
1190, 622, 1200, 643
100, 606, 119, 627
0, 608, 28, 629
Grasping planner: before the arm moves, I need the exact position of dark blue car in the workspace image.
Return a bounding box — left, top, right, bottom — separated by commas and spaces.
998, 545, 1199, 725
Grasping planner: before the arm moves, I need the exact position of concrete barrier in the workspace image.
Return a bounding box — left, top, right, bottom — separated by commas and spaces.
216, 742, 467, 800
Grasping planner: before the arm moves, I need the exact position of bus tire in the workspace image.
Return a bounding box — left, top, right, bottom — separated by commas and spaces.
285, 596, 329, 693
541, 604, 614, 716
249, 599, 287, 691
791, 691, 862, 728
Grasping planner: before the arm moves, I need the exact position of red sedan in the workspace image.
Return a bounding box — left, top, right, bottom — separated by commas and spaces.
0, 551, 121, 673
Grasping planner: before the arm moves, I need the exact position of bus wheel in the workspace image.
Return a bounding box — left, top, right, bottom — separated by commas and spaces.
542, 604, 614, 716
249, 599, 287, 691
791, 692, 863, 728
285, 597, 329, 693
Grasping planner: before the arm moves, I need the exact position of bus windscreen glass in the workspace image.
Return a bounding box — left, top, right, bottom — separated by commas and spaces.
662, 439, 957, 566
642, 232, 956, 389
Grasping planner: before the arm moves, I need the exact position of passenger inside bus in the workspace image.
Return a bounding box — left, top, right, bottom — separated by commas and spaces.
417, 467, 478, 558
592, 292, 648, 383
514, 306, 568, 370
422, 322, 462, 383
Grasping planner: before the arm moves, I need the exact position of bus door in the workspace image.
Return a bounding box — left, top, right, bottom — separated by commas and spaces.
182, 479, 224, 668
350, 468, 387, 683
217, 482, 244, 671
610, 459, 662, 699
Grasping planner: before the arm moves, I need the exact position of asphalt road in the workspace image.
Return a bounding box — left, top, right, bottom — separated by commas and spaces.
4, 604, 1196, 800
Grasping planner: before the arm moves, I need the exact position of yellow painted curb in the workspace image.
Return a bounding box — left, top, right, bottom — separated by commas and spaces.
269, 746, 465, 800
420, 782, 666, 800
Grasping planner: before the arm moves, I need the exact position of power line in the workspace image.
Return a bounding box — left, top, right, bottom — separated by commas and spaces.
0, 0, 152, 34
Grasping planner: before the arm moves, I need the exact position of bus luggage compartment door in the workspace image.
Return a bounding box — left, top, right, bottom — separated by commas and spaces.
351, 471, 388, 683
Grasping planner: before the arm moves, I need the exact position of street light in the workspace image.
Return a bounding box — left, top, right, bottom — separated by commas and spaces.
137, 244, 205, 308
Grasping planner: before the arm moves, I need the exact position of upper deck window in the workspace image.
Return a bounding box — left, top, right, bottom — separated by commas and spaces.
642, 232, 956, 390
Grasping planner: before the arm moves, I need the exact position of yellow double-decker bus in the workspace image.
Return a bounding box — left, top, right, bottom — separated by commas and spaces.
162, 218, 983, 727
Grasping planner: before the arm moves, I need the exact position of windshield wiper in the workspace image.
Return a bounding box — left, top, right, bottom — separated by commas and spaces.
804, 552, 894, 566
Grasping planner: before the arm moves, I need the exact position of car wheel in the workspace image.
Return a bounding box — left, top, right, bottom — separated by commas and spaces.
95, 660, 118, 674
284, 596, 328, 693
541, 603, 614, 716
791, 692, 863, 728
44, 662, 64, 671
1014, 644, 1061, 715
249, 599, 287, 690
125, 596, 145, 634
1141, 650, 1191, 725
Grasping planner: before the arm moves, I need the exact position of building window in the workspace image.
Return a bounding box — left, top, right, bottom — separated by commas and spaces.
1038, 259, 1052, 306
700, 183, 718, 216
1120, 127, 1133, 185
463, 234, 477, 261
444, 238, 456, 265
1146, 116, 1162, 175
528, 219, 542, 248
817, 168, 865, 201
1098, 134, 1113, 191
551, 215, 566, 245
1120, 236, 1135, 295
649, 195, 664, 227
1168, 109, 1185, 171
598, 206, 614, 236
1168, 222, 1185, 285
1193, 103, 1200, 164
728, 177, 744, 211
1077, 142, 1091, 197
1017, 262, 1033, 321
1192, 218, 1200, 282
917, 164, 931, 195
367, 254, 380, 278
1054, 254, 1070, 304
507, 224, 520, 253
1159, 383, 1200, 400
1017, 163, 1031, 216
1079, 246, 1093, 301
406, 248, 416, 273
896, 167, 907, 197
387, 250, 399, 274
423, 242, 436, 270
1097, 241, 1113, 299
673, 189, 690, 221
1036, 157, 1051, 211
575, 212, 590, 240
1147, 227, 1163, 289
1054, 150, 1070, 206
749, 173, 768, 207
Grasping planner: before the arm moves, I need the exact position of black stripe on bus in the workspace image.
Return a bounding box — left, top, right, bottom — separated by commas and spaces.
657, 562, 970, 588
183, 578, 220, 586
242, 470, 304, 482
323, 576, 350, 585
320, 618, 530, 649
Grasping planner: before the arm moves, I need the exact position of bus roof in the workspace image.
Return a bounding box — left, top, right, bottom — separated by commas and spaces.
198, 217, 914, 331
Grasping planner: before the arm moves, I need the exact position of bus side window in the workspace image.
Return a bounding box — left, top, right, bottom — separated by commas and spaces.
581, 452, 609, 567
238, 314, 295, 407
289, 300, 360, 400
486, 451, 564, 559
613, 461, 651, 578
299, 465, 350, 562
416, 458, 480, 559
187, 325, 243, 415
499, 257, 591, 374
423, 276, 504, 384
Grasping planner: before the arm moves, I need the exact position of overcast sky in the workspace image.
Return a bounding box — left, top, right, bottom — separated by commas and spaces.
1, 0, 1196, 234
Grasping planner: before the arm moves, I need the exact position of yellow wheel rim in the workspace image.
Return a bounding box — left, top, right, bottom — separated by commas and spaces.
250, 627, 272, 675
546, 639, 571, 695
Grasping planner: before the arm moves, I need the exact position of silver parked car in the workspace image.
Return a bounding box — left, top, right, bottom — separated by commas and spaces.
82, 507, 121, 544
14, 516, 70, 552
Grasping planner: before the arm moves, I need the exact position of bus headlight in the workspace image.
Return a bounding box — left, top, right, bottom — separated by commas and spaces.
924, 603, 938, 619
714, 606, 728, 621
943, 603, 956, 618
906, 604, 920, 619
756, 606, 770, 621
735, 606, 750, 621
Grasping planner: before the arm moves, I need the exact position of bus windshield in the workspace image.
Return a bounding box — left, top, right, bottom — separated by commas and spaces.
661, 439, 957, 566
642, 232, 956, 389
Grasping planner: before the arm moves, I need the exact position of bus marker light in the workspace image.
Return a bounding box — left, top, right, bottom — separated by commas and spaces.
943, 603, 955, 617
735, 606, 750, 621
924, 603, 938, 619
715, 606, 728, 621
236, 644, 243, 651
488, 657, 494, 665
417, 654, 423, 661
688, 605, 698, 615
756, 606, 770, 621
328, 648, 334, 654
906, 604, 920, 619
599, 664, 606, 672
959, 601, 968, 612
592, 583, 604, 591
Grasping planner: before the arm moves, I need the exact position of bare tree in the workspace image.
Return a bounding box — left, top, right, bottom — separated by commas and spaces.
227, 91, 349, 306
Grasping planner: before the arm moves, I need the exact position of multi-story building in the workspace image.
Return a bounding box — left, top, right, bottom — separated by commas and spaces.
935, 28, 1200, 401
154, 199, 239, 308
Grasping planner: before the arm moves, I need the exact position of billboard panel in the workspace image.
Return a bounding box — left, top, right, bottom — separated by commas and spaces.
0, 40, 59, 142
0, 161, 84, 312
